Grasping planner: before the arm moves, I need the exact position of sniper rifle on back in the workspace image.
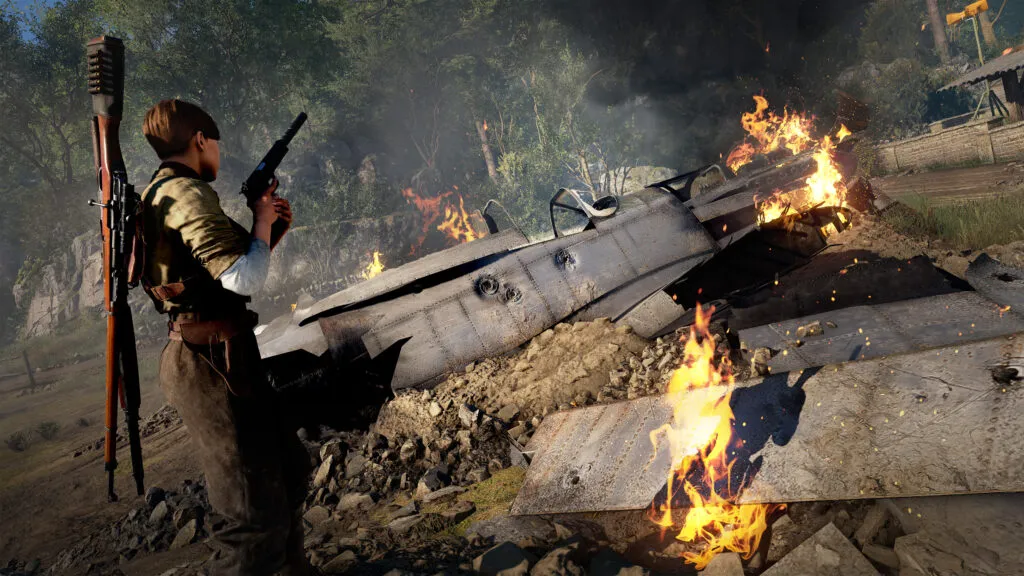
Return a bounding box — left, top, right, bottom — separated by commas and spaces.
86, 35, 145, 502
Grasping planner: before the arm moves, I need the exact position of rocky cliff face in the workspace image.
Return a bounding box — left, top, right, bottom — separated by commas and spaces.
10, 212, 425, 339
12, 232, 104, 338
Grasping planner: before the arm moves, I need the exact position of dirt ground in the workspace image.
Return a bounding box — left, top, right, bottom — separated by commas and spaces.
0, 343, 203, 568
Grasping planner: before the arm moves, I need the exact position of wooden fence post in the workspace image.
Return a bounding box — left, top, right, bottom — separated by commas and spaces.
22, 350, 36, 388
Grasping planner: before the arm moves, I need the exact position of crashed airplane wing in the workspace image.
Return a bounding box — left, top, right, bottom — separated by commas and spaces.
257, 153, 857, 407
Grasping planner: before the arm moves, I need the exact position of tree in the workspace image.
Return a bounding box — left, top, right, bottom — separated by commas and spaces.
926, 0, 951, 63
978, 10, 998, 46
0, 0, 103, 260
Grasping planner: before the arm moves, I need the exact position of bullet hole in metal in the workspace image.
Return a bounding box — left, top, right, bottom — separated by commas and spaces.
555, 249, 575, 268
991, 365, 1020, 386
505, 286, 522, 303
477, 276, 500, 295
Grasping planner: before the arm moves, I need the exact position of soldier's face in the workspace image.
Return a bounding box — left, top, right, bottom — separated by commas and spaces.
197, 134, 220, 182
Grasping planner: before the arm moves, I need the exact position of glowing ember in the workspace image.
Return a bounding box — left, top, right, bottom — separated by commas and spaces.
726, 95, 816, 173
360, 250, 385, 280
649, 305, 782, 569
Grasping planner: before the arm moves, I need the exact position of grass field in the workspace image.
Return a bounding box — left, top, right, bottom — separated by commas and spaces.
882, 192, 1024, 249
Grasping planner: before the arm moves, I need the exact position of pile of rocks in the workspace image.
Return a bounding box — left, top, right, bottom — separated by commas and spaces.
300, 404, 515, 522
72, 404, 183, 458
0, 559, 40, 576
14, 383, 57, 397
48, 479, 213, 575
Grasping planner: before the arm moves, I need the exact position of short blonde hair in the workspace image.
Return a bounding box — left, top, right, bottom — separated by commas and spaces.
142, 99, 220, 159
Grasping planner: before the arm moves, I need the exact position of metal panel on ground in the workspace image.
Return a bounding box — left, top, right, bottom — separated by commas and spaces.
512, 334, 1024, 516
737, 291, 1024, 374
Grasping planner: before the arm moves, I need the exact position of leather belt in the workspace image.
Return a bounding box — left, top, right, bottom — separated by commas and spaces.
167, 310, 258, 344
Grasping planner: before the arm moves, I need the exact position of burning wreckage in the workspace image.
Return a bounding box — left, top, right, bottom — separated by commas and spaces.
254, 97, 1024, 571
257, 99, 864, 421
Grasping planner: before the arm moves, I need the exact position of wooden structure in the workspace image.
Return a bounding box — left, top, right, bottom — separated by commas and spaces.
942, 48, 1024, 122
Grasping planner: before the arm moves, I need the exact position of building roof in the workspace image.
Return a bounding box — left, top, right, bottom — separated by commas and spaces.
941, 49, 1024, 91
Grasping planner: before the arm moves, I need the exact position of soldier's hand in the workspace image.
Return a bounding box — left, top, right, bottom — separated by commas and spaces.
273, 197, 292, 227
249, 178, 279, 225
270, 197, 292, 250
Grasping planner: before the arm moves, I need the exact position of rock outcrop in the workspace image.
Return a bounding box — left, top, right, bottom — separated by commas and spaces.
12, 231, 103, 338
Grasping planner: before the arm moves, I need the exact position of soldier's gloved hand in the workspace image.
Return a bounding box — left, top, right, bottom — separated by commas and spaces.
248, 178, 280, 225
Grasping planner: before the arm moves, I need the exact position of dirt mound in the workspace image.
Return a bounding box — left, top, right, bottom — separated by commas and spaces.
376, 318, 649, 441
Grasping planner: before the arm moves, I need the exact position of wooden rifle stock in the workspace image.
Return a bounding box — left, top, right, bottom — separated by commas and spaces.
87, 36, 144, 502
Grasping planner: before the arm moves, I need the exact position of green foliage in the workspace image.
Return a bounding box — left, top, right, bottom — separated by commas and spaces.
883, 193, 1024, 249
858, 1, 932, 65
36, 421, 59, 440
853, 138, 881, 178
13, 257, 43, 289
5, 431, 28, 452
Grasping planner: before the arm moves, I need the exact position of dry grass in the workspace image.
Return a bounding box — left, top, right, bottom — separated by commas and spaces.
882, 193, 1024, 250
443, 466, 526, 537
0, 342, 163, 490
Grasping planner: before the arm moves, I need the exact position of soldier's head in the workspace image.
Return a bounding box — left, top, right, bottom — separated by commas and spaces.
143, 99, 221, 181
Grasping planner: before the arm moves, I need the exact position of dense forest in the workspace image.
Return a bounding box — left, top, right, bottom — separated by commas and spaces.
2, 0, 1024, 342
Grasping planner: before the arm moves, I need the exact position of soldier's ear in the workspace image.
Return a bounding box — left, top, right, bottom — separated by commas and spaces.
194, 130, 207, 151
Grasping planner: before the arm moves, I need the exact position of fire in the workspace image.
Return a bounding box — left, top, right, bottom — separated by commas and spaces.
402, 187, 486, 253
402, 187, 452, 253
437, 195, 482, 244
755, 130, 848, 226
360, 251, 385, 280
649, 305, 781, 569
725, 95, 816, 173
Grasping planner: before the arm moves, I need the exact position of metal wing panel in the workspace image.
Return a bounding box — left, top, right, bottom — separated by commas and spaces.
739, 292, 1024, 374
297, 228, 530, 323
362, 312, 446, 383
357, 190, 724, 390
513, 334, 1024, 515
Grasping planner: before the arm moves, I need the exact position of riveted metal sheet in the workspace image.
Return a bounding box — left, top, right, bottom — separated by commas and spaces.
298, 228, 531, 323
966, 254, 1024, 312
568, 257, 709, 325
358, 190, 725, 390
512, 334, 1024, 515
738, 291, 1024, 374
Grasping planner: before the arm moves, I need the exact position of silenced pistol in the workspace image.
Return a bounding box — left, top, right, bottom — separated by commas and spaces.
240, 112, 307, 203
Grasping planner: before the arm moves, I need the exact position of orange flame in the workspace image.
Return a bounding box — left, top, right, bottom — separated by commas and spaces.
649, 306, 781, 569
402, 187, 486, 253
726, 95, 816, 173
402, 187, 452, 254
437, 195, 482, 244
755, 130, 848, 225
360, 251, 385, 280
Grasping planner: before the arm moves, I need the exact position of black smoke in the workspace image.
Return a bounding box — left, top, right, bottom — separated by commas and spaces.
540, 0, 876, 166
